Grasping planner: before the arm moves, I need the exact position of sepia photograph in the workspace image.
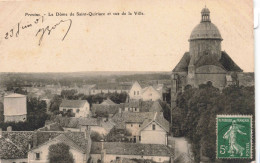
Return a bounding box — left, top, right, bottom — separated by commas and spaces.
0, 0, 255, 163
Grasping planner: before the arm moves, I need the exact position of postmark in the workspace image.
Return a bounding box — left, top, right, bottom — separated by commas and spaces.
216, 115, 252, 159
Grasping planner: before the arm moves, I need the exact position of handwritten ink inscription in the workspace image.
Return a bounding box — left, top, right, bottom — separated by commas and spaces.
4, 15, 72, 46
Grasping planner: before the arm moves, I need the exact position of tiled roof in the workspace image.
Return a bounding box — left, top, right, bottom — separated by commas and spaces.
91, 142, 174, 157
60, 100, 89, 108
0, 131, 89, 159
150, 101, 163, 112
112, 112, 155, 129
31, 134, 85, 153
140, 112, 169, 132
52, 117, 99, 128
78, 117, 99, 126
100, 99, 116, 105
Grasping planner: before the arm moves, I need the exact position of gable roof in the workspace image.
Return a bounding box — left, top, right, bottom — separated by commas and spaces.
100, 98, 116, 105
150, 101, 163, 112
0, 131, 89, 159
90, 142, 174, 157
30, 134, 85, 153
130, 81, 142, 91
112, 112, 155, 129
140, 112, 169, 133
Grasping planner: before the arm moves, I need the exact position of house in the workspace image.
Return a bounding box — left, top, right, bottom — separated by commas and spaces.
129, 81, 163, 101
28, 133, 90, 163
111, 111, 169, 144
4, 93, 27, 122
0, 129, 91, 163
90, 142, 174, 163
123, 100, 162, 113
129, 81, 143, 100
59, 100, 90, 118
48, 116, 115, 136
139, 112, 169, 145
142, 86, 162, 101
100, 98, 116, 105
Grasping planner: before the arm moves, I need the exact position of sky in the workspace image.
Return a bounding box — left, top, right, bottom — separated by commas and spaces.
0, 0, 254, 72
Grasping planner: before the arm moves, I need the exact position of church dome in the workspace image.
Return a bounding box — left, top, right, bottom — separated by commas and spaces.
189, 7, 222, 41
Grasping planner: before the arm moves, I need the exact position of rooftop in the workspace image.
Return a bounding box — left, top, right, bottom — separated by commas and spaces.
91, 142, 174, 156
60, 100, 89, 108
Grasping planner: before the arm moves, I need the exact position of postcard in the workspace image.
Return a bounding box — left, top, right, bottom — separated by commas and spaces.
0, 0, 255, 163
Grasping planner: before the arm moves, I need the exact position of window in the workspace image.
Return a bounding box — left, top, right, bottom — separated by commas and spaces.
134, 91, 136, 95
131, 124, 133, 127
139, 124, 141, 127
76, 109, 80, 113
133, 136, 136, 143
36, 152, 40, 160
139, 136, 141, 141
152, 124, 156, 130
159, 158, 161, 161
134, 108, 137, 111
137, 91, 139, 95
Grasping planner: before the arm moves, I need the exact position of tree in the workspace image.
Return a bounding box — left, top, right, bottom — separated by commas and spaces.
48, 143, 74, 163
172, 85, 255, 162
49, 95, 62, 114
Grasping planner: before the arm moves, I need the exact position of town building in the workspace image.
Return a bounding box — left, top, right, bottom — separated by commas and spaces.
111, 111, 169, 144
171, 7, 254, 109
0, 129, 91, 163
59, 100, 90, 118
90, 142, 174, 163
123, 100, 162, 113
129, 81, 163, 101
4, 93, 27, 122
139, 112, 169, 145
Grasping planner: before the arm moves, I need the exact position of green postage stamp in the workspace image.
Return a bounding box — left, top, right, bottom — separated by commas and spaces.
216, 115, 252, 159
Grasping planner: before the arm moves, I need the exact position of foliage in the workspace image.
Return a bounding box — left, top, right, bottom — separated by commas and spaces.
90, 131, 104, 142
49, 95, 62, 114
48, 143, 74, 163
0, 97, 49, 131
61, 89, 78, 99
172, 84, 255, 162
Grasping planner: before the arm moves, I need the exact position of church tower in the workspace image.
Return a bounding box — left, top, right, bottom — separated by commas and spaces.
188, 7, 223, 86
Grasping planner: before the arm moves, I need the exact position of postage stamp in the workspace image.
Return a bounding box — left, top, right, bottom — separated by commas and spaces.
216, 115, 252, 159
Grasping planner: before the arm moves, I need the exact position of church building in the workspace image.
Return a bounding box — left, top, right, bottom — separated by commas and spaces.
171, 7, 243, 98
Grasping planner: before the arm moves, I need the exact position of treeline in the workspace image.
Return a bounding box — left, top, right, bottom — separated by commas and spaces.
49, 90, 128, 114
172, 82, 254, 162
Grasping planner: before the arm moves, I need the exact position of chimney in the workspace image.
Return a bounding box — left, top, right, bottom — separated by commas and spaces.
32, 132, 38, 148
0, 128, 2, 138
97, 117, 101, 127
84, 129, 90, 139
101, 141, 106, 163
7, 126, 12, 132
28, 143, 31, 150
118, 108, 122, 114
